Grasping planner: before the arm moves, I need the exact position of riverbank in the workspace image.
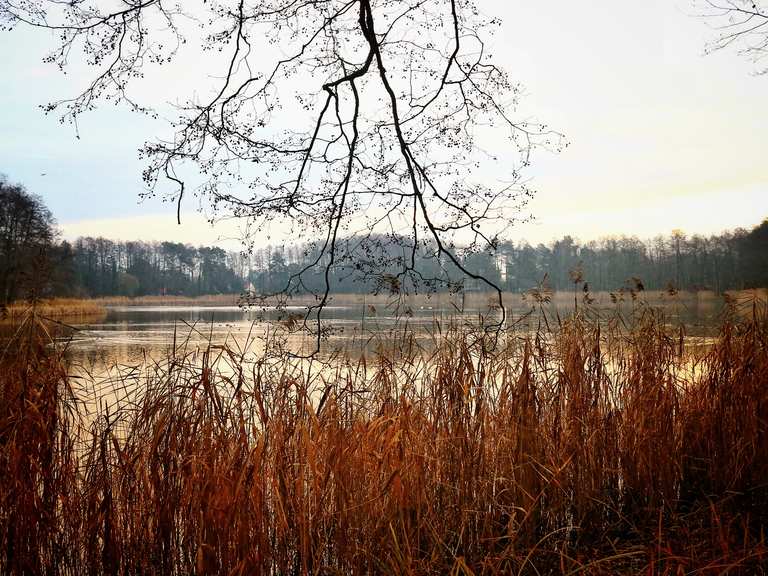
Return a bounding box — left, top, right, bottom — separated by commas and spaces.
98, 293, 241, 307
92, 287, 767, 310
1, 298, 107, 323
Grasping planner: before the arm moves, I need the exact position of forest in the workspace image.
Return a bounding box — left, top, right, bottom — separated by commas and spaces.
34, 219, 768, 299
2, 178, 767, 303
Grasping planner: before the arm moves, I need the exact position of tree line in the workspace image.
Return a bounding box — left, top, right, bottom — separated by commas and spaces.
59, 238, 248, 298
496, 226, 767, 294
248, 224, 768, 296
58, 223, 766, 299
1, 178, 766, 304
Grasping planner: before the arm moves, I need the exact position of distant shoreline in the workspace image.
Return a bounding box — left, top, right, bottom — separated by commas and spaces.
97, 288, 765, 305
3, 288, 765, 321
1, 298, 107, 322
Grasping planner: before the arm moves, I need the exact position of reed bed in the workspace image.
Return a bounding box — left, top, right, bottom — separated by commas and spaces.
99, 294, 241, 307
1, 302, 767, 574
1, 298, 107, 323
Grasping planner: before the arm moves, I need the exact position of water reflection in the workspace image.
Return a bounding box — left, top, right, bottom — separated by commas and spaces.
59, 294, 728, 374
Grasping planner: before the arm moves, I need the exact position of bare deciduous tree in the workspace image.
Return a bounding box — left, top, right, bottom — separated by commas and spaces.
695, 0, 768, 73
0, 176, 57, 307
1, 0, 561, 350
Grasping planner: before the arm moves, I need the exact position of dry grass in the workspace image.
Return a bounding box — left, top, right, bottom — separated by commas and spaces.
98, 294, 241, 307
1, 298, 107, 323
1, 299, 767, 574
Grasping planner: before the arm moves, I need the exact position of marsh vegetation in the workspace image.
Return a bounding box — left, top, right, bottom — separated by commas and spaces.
2, 1, 767, 572
1, 292, 766, 574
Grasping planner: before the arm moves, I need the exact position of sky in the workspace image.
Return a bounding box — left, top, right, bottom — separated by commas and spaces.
1, 0, 767, 248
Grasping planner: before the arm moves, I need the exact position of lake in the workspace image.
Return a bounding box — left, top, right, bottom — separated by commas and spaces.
60, 291, 730, 375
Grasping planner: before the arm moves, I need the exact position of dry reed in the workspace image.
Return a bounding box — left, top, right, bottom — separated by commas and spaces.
0, 299, 766, 574
98, 294, 241, 307
1, 298, 106, 323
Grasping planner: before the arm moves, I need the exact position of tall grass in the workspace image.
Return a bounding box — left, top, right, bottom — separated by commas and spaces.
1, 298, 106, 322
0, 316, 81, 573
98, 294, 241, 307
1, 302, 766, 574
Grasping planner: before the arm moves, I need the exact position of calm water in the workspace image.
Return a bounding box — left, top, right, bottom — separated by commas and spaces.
63, 303, 477, 371
21, 294, 728, 419
60, 294, 727, 373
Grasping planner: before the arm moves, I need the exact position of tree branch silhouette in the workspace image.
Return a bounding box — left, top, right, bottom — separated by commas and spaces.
1, 0, 563, 354
696, 0, 768, 74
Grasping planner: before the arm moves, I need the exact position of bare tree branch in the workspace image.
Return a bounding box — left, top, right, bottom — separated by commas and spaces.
695, 0, 768, 74
1, 0, 563, 353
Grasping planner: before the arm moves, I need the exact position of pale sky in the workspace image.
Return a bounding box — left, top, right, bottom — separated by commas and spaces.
1, 0, 766, 248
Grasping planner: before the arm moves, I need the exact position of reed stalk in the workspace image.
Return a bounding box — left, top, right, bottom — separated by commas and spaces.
1, 301, 766, 574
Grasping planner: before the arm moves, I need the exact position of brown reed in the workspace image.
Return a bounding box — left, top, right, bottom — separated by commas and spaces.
97, 294, 241, 307
1, 298, 106, 323
0, 301, 766, 574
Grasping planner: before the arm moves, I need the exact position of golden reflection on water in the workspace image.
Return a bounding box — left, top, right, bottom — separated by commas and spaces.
60, 293, 731, 375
